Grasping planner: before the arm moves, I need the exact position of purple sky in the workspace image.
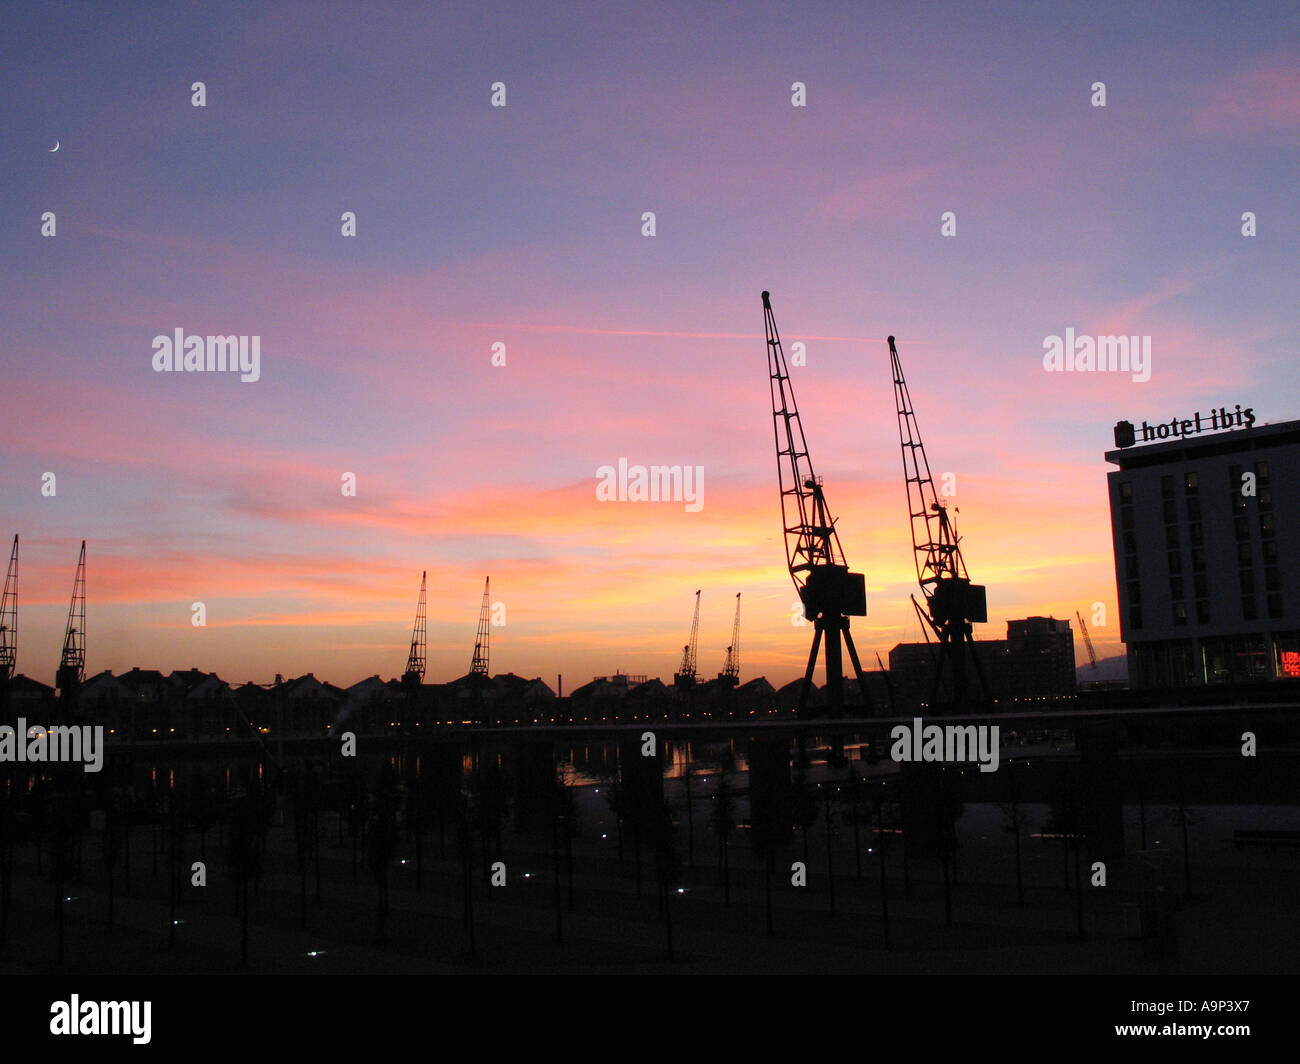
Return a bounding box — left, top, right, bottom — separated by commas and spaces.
2, 2, 1297, 687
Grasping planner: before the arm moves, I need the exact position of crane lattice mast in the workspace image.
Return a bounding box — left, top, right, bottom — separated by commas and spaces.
890, 336, 989, 710
0, 536, 17, 683
764, 291, 873, 718
403, 571, 427, 684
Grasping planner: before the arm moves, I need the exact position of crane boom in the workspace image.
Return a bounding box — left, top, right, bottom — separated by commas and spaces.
889, 337, 988, 711
891, 336, 969, 594
765, 292, 850, 589
1075, 610, 1098, 669
0, 536, 16, 683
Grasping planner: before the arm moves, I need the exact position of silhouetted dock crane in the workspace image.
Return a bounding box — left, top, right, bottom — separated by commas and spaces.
402, 571, 427, 691
889, 336, 989, 711
0, 536, 17, 689
470, 576, 491, 677
469, 576, 492, 724
56, 540, 86, 706
763, 291, 874, 719
674, 589, 701, 692
720, 592, 741, 686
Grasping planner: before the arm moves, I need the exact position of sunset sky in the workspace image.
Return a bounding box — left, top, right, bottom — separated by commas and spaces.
3, 2, 1298, 689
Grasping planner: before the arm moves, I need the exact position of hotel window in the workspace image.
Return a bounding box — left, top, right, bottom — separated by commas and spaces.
1127, 580, 1141, 605
1119, 481, 1133, 501
1196, 601, 1211, 624
1239, 570, 1255, 595
1184, 471, 1199, 493
1129, 605, 1143, 629
1234, 515, 1250, 540
1123, 531, 1137, 554
1194, 574, 1208, 598
1260, 513, 1275, 537
1165, 526, 1180, 550
1167, 551, 1182, 574
1191, 548, 1206, 571
1126, 556, 1140, 580
1186, 497, 1201, 521
1189, 523, 1203, 547
1121, 506, 1134, 530
1255, 460, 1270, 484
1163, 499, 1178, 523
1161, 475, 1174, 498
1237, 542, 1253, 566
1173, 602, 1188, 626
1268, 594, 1284, 619
1170, 576, 1184, 599
1242, 597, 1258, 621
1265, 568, 1281, 593
1262, 540, 1277, 564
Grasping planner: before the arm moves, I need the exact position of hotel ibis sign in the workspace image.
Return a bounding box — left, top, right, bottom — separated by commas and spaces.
1114, 405, 1256, 448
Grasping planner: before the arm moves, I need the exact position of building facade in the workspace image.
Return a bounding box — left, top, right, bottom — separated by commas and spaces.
1106, 414, 1300, 687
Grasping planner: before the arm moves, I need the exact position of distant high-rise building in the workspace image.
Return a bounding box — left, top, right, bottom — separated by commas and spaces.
888, 617, 1076, 711
1105, 411, 1300, 687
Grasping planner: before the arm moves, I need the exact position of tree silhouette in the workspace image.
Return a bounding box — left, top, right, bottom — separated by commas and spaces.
710, 769, 736, 905
790, 766, 818, 869
366, 763, 401, 942
225, 786, 264, 968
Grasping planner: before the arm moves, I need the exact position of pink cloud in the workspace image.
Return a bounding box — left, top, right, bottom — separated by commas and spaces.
1193, 54, 1300, 136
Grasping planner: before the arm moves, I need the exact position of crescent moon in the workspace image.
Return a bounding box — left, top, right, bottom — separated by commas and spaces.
49, 139, 60, 152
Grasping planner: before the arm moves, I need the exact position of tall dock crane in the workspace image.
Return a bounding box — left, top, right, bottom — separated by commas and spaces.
763, 291, 873, 718
889, 336, 989, 711
674, 589, 701, 692
402, 571, 428, 689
